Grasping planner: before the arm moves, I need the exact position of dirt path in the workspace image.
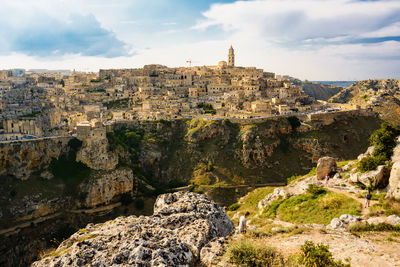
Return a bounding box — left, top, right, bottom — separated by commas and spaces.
326, 185, 378, 215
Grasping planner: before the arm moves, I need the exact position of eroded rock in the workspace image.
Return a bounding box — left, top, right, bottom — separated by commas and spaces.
32, 192, 234, 267
316, 156, 337, 180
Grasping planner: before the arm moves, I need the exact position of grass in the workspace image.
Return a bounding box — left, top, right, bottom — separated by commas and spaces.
348, 222, 400, 233
370, 198, 400, 216
227, 186, 274, 223
225, 239, 287, 267
276, 189, 361, 225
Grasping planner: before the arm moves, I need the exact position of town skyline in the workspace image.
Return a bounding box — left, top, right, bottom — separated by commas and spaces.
0, 0, 400, 80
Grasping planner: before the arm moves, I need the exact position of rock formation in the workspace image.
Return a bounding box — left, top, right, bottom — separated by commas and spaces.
387, 138, 400, 199
316, 156, 337, 180
32, 192, 235, 267
76, 138, 118, 171
78, 168, 135, 208
0, 137, 71, 180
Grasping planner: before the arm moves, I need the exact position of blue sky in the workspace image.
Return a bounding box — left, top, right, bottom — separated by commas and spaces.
0, 0, 399, 80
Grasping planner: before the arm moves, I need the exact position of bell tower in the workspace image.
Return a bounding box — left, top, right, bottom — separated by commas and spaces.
228, 45, 235, 67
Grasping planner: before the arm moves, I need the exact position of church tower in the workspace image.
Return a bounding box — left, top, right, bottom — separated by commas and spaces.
228, 45, 235, 67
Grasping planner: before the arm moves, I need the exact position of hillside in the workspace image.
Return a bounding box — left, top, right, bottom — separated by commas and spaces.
0, 113, 381, 266
329, 79, 400, 126
301, 82, 343, 101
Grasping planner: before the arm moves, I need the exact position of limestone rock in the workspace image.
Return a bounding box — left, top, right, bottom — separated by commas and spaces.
327, 214, 362, 231
78, 168, 134, 208
199, 237, 228, 266
40, 170, 54, 180
349, 165, 389, 188
76, 138, 118, 171
32, 192, 234, 267
316, 156, 337, 180
0, 137, 70, 180
258, 188, 289, 211
386, 215, 400, 226
385, 161, 400, 200
357, 146, 374, 161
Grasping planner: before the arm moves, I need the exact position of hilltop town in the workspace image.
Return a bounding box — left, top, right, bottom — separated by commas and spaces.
0, 46, 364, 142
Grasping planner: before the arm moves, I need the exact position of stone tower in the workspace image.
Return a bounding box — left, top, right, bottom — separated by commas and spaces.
228, 45, 235, 67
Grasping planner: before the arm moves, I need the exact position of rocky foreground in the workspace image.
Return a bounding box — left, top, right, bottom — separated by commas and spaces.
32, 192, 234, 267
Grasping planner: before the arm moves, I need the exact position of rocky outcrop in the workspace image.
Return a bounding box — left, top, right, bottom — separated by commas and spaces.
0, 137, 71, 180
386, 161, 400, 200
76, 138, 118, 171
385, 138, 400, 199
316, 156, 337, 180
328, 214, 400, 231
350, 165, 390, 188
32, 192, 235, 267
258, 177, 323, 211
78, 168, 135, 208
327, 214, 362, 231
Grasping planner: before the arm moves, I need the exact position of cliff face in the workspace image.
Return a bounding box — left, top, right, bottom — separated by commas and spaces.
76, 138, 118, 171
0, 137, 71, 180
78, 168, 135, 208
118, 114, 380, 187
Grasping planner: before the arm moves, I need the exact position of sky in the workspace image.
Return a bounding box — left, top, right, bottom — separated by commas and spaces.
0, 0, 399, 80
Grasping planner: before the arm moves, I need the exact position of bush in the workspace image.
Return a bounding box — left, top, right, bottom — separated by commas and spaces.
228, 203, 241, 211
226, 240, 286, 267
299, 241, 349, 267
348, 222, 400, 232
358, 154, 386, 172
306, 184, 326, 197
206, 162, 214, 172
369, 123, 400, 160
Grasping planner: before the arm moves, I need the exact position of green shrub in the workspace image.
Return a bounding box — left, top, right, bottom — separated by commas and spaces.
369, 123, 400, 160
299, 241, 349, 267
226, 240, 286, 267
358, 155, 386, 172
228, 203, 241, 211
262, 199, 285, 219
348, 222, 400, 232
306, 184, 326, 197
206, 162, 214, 172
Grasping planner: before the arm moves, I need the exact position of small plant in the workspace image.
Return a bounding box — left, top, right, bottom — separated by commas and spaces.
348, 222, 400, 232
228, 203, 241, 211
226, 240, 286, 267
306, 184, 326, 197
299, 241, 349, 267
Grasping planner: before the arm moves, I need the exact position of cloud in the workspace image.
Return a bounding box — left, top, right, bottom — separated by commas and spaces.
194, 0, 400, 47
0, 12, 131, 58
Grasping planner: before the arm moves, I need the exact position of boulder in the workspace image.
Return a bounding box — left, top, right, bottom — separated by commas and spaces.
386, 215, 400, 226
32, 192, 235, 267
386, 161, 400, 200
327, 214, 362, 231
316, 156, 337, 180
350, 165, 390, 188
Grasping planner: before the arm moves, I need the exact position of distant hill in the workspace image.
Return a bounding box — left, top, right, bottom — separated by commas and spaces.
329, 79, 400, 126
301, 82, 343, 101
312, 81, 356, 88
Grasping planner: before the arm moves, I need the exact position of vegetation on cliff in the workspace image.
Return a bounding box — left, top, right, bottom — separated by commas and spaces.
358, 123, 399, 172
